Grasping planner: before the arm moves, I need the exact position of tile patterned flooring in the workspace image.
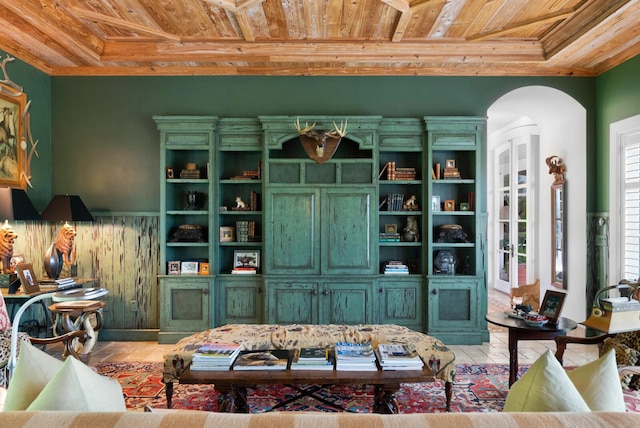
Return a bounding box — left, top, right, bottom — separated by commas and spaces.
45, 288, 599, 368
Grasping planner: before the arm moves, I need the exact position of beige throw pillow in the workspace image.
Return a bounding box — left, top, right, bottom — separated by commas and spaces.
3, 342, 63, 410
26, 356, 125, 411
567, 349, 626, 412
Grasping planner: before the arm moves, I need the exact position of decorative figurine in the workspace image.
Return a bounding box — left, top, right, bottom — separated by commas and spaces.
235, 196, 246, 208
402, 216, 420, 242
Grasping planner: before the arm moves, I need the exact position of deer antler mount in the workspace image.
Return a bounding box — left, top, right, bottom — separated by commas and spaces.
295, 117, 347, 163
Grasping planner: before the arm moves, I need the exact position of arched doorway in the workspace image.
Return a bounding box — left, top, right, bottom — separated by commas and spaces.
487, 86, 587, 322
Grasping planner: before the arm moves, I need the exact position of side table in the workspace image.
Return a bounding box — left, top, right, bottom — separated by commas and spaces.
48, 300, 106, 363
485, 311, 577, 386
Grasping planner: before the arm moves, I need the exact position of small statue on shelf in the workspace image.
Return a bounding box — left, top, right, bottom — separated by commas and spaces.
402, 195, 419, 211
402, 216, 420, 242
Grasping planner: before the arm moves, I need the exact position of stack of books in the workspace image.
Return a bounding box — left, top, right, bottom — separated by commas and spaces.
385, 193, 405, 211
334, 342, 377, 371
190, 342, 242, 371
55, 277, 76, 288
375, 343, 424, 370
379, 232, 401, 242
231, 267, 257, 274
291, 347, 334, 370
379, 162, 417, 180
384, 261, 409, 274
233, 350, 290, 371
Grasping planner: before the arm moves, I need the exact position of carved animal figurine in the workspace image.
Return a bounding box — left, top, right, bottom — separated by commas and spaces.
0, 221, 18, 274
235, 196, 246, 208
403, 195, 418, 210
545, 155, 566, 184
54, 223, 77, 266
402, 216, 420, 242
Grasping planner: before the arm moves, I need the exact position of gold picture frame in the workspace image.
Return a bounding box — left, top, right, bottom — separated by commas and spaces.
444, 199, 455, 211
219, 226, 235, 242
0, 55, 37, 189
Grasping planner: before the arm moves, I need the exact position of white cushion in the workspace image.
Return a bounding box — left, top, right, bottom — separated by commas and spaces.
3, 342, 63, 410
26, 356, 125, 411
567, 348, 625, 412
504, 350, 590, 412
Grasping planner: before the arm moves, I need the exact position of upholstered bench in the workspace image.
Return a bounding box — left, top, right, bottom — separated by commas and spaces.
162, 324, 456, 411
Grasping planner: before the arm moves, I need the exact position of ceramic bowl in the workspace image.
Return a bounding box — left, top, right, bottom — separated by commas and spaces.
524, 314, 548, 327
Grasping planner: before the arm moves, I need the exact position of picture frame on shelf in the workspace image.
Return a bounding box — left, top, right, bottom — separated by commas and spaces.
444, 199, 455, 211
165, 167, 174, 179
199, 262, 210, 275
181, 261, 199, 275
539, 290, 567, 324
432, 196, 441, 212
9, 254, 25, 273
168, 261, 181, 275
385, 224, 397, 233
234, 250, 260, 270
446, 159, 456, 169
460, 202, 470, 211
219, 226, 235, 242
16, 263, 39, 294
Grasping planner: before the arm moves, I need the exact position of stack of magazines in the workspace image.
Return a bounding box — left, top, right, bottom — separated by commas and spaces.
375, 343, 423, 370
190, 343, 242, 371
334, 342, 377, 371
233, 350, 290, 370
291, 347, 334, 370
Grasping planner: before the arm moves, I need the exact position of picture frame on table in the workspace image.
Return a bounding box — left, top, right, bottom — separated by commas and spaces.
16, 263, 40, 294
234, 250, 260, 270
180, 261, 199, 275
539, 290, 567, 324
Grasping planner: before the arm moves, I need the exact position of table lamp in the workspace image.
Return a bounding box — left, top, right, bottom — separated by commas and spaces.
0, 187, 42, 274
581, 282, 640, 334
40, 194, 95, 279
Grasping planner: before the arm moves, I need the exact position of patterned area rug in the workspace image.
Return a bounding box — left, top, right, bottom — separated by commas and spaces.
95, 361, 640, 413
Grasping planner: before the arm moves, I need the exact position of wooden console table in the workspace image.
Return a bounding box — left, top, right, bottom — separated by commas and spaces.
173, 362, 436, 413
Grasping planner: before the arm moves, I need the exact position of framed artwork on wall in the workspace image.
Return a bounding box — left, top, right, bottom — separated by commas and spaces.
234, 250, 260, 270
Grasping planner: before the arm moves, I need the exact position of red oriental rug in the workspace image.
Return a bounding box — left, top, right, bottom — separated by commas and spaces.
95, 362, 640, 413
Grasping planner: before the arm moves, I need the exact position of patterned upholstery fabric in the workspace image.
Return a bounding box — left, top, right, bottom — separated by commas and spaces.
0, 290, 31, 386
1, 411, 640, 427
163, 324, 456, 384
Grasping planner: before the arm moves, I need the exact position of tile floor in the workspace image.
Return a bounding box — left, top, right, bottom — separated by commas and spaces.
44, 288, 599, 368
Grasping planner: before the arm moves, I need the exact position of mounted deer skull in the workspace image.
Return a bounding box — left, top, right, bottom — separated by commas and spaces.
295, 117, 348, 163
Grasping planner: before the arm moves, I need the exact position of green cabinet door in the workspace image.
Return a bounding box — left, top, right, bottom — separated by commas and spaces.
377, 277, 425, 330
265, 189, 320, 274
265, 279, 320, 324
216, 276, 263, 325
320, 280, 373, 324
321, 188, 376, 275
158, 277, 211, 343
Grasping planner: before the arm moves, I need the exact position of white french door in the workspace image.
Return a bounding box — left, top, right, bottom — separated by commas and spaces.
494, 134, 536, 294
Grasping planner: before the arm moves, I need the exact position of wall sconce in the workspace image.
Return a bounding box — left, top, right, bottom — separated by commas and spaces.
40, 194, 95, 279
0, 187, 41, 274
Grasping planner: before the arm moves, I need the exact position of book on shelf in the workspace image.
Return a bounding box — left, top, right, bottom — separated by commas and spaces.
233, 350, 291, 371
386, 193, 405, 211
384, 261, 409, 274
231, 268, 257, 274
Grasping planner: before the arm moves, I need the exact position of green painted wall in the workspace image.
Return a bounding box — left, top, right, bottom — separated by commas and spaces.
51, 75, 596, 212
0, 50, 51, 209
595, 54, 640, 212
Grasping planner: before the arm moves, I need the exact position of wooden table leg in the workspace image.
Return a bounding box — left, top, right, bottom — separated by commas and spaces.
373, 385, 399, 414
508, 330, 519, 386
445, 381, 452, 411
165, 381, 173, 408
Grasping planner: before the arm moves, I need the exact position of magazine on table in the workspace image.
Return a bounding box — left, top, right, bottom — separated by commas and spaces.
233, 350, 291, 371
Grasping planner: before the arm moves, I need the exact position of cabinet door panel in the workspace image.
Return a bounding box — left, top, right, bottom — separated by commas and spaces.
378, 278, 424, 330
322, 188, 375, 274
266, 190, 319, 274
321, 281, 373, 324
217, 278, 262, 325
266, 280, 319, 324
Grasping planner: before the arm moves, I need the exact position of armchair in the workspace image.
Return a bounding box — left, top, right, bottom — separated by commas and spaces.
510, 279, 540, 311
0, 289, 88, 387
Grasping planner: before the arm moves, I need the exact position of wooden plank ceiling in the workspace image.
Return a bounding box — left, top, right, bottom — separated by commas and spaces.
0, 0, 638, 76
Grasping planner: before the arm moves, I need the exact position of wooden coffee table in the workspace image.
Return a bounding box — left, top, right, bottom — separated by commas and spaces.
168, 357, 438, 413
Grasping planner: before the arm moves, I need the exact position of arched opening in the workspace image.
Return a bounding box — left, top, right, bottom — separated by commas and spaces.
487, 86, 587, 322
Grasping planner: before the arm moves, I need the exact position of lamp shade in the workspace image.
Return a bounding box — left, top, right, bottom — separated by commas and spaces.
40, 194, 95, 222
0, 187, 42, 221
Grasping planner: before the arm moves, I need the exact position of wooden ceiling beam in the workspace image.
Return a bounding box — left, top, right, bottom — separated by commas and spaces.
68, 6, 181, 41
204, 0, 266, 41
100, 40, 545, 62
467, 8, 576, 42
383, 0, 446, 41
